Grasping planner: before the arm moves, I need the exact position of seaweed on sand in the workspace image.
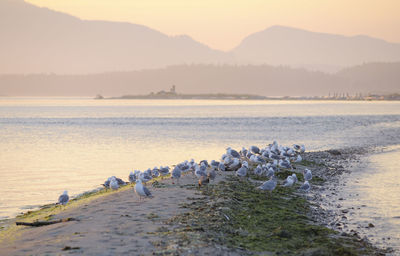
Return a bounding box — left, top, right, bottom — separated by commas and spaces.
153, 176, 382, 255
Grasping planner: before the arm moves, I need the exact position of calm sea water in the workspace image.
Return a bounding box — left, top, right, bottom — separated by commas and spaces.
0, 98, 400, 226
335, 145, 400, 253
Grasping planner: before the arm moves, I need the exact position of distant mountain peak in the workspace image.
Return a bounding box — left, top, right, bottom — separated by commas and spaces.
0, 0, 232, 74
233, 25, 400, 73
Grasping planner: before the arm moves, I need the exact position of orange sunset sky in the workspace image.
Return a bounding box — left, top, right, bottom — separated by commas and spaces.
23, 0, 400, 50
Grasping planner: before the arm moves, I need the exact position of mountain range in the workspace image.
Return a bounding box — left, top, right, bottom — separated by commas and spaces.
1, 0, 400, 74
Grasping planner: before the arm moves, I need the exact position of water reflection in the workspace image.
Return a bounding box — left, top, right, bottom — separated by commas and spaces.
336, 146, 400, 252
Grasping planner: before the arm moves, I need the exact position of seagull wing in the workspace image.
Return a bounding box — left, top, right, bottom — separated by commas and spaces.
143, 186, 152, 197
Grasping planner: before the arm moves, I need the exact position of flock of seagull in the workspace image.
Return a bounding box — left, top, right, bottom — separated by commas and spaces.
57, 141, 313, 206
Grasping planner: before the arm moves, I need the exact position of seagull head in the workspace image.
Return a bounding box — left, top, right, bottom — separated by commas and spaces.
63, 190, 68, 195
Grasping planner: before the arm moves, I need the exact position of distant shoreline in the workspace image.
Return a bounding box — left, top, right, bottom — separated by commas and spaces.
95, 93, 400, 101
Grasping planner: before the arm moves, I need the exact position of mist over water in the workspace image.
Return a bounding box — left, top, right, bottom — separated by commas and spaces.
0, 98, 400, 222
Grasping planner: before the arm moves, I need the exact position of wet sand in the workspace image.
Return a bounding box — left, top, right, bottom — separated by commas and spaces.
0, 173, 227, 255
314, 146, 400, 254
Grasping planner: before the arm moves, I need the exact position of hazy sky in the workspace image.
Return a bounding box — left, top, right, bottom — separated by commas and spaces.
25, 0, 400, 51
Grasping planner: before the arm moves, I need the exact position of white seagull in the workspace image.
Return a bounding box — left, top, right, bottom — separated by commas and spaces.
303, 169, 312, 181
282, 176, 295, 187
134, 179, 153, 201
110, 177, 119, 190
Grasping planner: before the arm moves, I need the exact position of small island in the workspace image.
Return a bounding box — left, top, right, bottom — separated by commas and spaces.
95, 86, 400, 101
96, 85, 267, 100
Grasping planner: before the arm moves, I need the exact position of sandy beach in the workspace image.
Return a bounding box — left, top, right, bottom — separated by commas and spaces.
0, 172, 228, 255
0, 148, 389, 255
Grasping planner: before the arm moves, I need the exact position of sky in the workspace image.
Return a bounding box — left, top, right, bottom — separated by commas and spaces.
23, 0, 400, 51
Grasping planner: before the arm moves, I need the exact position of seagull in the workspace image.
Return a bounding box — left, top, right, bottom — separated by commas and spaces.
152, 167, 160, 178
195, 164, 207, 179
139, 172, 152, 183
250, 155, 265, 164
261, 151, 269, 158
218, 162, 226, 171
279, 159, 292, 169
129, 171, 137, 183
229, 158, 240, 170
303, 169, 312, 181
236, 162, 248, 177
281, 150, 292, 158
250, 145, 260, 154
207, 168, 216, 181
257, 176, 277, 197
287, 148, 295, 156
266, 167, 275, 178
58, 191, 69, 206
282, 176, 295, 187
291, 173, 298, 183
159, 166, 170, 177
171, 166, 182, 184
110, 177, 119, 190
134, 179, 153, 201
210, 160, 220, 169
299, 181, 311, 192
222, 155, 233, 165
295, 155, 302, 163
254, 165, 263, 176
102, 176, 125, 188
199, 160, 209, 167
246, 151, 253, 159
269, 152, 281, 160
227, 147, 240, 158
102, 177, 112, 188
240, 147, 248, 157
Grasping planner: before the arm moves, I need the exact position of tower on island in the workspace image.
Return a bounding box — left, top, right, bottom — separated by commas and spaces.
170, 85, 176, 94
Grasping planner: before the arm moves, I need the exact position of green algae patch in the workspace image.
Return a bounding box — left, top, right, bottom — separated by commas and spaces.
154, 176, 380, 255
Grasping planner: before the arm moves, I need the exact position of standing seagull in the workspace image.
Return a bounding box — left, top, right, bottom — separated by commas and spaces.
129, 171, 137, 183
291, 173, 298, 183
303, 169, 312, 181
171, 166, 182, 184
299, 181, 311, 192
257, 176, 277, 197
134, 179, 153, 201
58, 191, 69, 206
